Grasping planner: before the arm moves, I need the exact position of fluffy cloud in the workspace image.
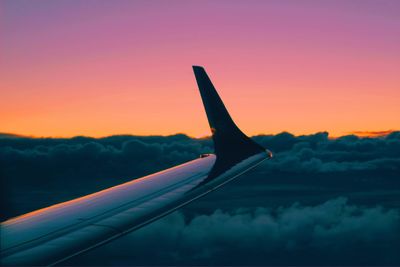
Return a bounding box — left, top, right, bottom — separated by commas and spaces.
0, 134, 210, 188
70, 198, 400, 266
1, 132, 400, 217
1, 132, 399, 187
1, 132, 399, 265
255, 131, 400, 173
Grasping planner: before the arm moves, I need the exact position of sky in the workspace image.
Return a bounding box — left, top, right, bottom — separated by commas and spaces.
1, 0, 399, 138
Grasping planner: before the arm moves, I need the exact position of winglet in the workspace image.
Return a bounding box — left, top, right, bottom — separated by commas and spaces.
193, 66, 266, 175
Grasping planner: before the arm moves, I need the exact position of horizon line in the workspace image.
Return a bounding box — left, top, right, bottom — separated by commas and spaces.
0, 129, 398, 140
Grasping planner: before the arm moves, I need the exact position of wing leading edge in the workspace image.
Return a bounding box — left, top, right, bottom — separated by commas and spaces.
0, 66, 271, 266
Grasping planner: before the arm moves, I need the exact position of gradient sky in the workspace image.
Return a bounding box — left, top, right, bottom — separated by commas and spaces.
1, 0, 399, 138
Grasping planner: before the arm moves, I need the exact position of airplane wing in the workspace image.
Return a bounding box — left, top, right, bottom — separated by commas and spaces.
0, 66, 271, 266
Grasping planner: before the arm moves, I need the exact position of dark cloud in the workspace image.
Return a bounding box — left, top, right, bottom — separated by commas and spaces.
1, 132, 400, 265
69, 198, 400, 266
1, 132, 400, 215
255, 132, 400, 173
0, 135, 209, 185
2, 132, 398, 190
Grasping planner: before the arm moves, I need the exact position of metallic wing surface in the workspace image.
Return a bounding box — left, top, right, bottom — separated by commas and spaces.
0, 66, 271, 266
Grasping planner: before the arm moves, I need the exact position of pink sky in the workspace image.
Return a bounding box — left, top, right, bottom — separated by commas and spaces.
1, 0, 399, 137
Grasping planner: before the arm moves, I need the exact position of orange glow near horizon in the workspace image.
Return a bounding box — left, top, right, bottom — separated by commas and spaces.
1, 1, 399, 138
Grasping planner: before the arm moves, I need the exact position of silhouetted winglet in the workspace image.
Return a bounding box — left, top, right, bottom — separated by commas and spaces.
192, 66, 266, 179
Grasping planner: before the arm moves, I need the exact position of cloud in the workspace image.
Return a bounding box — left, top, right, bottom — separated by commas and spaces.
0, 134, 210, 187
1, 132, 400, 265
349, 130, 398, 137
1, 132, 400, 220
257, 131, 400, 173
70, 198, 400, 266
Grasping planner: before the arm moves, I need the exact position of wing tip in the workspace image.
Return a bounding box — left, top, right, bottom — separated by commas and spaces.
192, 65, 205, 71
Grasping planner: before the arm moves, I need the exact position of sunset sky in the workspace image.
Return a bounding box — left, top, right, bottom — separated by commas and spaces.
1, 0, 399, 138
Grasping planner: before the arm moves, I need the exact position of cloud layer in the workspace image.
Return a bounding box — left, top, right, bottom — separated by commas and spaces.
1, 132, 400, 265
1, 132, 399, 190
70, 198, 400, 266
254, 131, 400, 173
